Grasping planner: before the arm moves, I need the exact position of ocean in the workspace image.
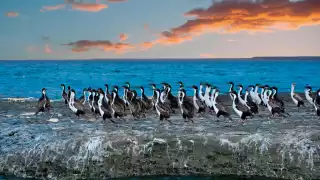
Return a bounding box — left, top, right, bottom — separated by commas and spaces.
0, 59, 320, 100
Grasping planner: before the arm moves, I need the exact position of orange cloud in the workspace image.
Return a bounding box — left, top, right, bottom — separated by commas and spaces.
119, 33, 128, 41
138, 42, 154, 51
6, 12, 19, 17
156, 0, 320, 44
41, 4, 65, 12
200, 53, 215, 58
71, 3, 107, 12
63, 40, 134, 54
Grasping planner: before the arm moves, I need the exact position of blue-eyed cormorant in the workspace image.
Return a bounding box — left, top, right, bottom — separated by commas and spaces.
68, 89, 85, 117
305, 85, 315, 105
60, 84, 68, 105
231, 93, 252, 122
79, 88, 87, 105
212, 89, 232, 121
140, 86, 153, 111
97, 91, 114, 122
178, 89, 194, 122
111, 89, 126, 118
128, 90, 143, 118
271, 86, 285, 112
244, 88, 259, 114
191, 85, 206, 113
35, 88, 51, 115
155, 89, 171, 122
291, 83, 305, 111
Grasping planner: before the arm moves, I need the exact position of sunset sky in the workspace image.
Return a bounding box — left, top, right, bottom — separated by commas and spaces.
1, 0, 320, 60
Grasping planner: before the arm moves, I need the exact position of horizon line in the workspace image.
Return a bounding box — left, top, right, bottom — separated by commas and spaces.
0, 56, 320, 61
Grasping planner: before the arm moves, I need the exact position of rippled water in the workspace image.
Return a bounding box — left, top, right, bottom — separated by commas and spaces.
0, 59, 320, 99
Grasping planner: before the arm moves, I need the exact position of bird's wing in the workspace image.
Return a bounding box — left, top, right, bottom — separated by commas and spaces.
294, 93, 304, 102
196, 99, 206, 108
216, 103, 228, 113
113, 101, 125, 112
183, 100, 194, 114
157, 103, 171, 116
236, 103, 250, 112
127, 91, 133, 100
62, 93, 68, 100
37, 97, 45, 108
74, 100, 85, 111
269, 99, 280, 108
79, 95, 85, 103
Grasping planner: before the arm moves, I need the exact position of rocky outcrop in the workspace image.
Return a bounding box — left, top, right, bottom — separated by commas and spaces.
0, 98, 320, 180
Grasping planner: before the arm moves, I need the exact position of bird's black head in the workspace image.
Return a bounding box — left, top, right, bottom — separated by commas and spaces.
140, 86, 144, 91
227, 81, 234, 85
60, 84, 65, 87
160, 82, 169, 86
71, 89, 76, 93
263, 85, 270, 90
104, 84, 108, 88
237, 84, 243, 88
192, 85, 198, 90
271, 86, 278, 90
305, 85, 312, 91
99, 91, 105, 96
124, 82, 130, 87
113, 85, 119, 91
41, 88, 47, 92
67, 86, 70, 90
248, 85, 254, 88
97, 88, 104, 93
178, 81, 183, 85
149, 83, 156, 89
155, 88, 161, 94
131, 90, 137, 96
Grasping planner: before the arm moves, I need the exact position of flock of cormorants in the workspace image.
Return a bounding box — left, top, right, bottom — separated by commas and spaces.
35, 82, 320, 123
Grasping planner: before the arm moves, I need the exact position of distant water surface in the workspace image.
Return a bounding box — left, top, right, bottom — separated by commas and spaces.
0, 59, 319, 99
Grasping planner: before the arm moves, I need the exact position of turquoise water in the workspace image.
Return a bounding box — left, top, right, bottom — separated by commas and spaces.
1, 59, 319, 99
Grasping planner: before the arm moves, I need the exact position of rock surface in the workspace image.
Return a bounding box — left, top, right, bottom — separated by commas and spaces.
0, 93, 320, 180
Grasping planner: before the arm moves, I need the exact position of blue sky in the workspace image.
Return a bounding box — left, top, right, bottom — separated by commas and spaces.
1, 0, 320, 59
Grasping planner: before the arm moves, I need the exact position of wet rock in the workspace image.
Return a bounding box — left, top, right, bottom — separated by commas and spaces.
0, 95, 320, 179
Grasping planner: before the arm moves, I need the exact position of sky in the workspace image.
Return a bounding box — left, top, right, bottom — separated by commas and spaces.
1, 0, 320, 60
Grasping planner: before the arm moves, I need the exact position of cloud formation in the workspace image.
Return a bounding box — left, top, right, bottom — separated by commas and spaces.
63, 40, 134, 54
119, 33, 128, 41
71, 3, 108, 12
156, 0, 320, 44
6, 12, 19, 17
41, 4, 65, 12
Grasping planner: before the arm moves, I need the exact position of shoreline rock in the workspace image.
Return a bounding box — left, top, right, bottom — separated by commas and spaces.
0, 93, 319, 180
